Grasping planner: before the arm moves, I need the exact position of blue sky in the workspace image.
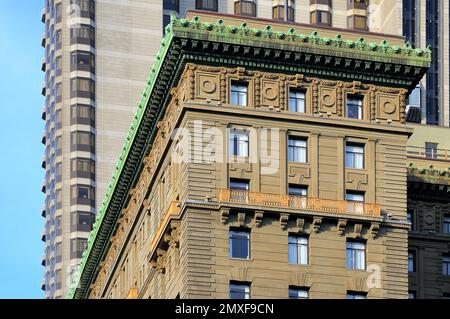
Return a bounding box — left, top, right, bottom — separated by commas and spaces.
0, 1, 45, 298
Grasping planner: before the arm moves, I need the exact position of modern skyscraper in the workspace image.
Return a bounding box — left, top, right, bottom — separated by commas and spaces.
68, 11, 430, 299
40, 0, 407, 299
403, 0, 450, 126
40, 0, 163, 299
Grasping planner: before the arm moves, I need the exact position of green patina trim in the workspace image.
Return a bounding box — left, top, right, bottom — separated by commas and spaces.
68, 15, 431, 299
171, 16, 431, 67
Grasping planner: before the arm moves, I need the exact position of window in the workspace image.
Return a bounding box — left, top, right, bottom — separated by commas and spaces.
289, 287, 309, 299
443, 256, 450, 276
288, 235, 308, 265
70, 24, 95, 46
288, 136, 307, 163
163, 0, 179, 11
346, 95, 363, 119
230, 179, 249, 191
71, 104, 95, 126
71, 158, 95, 178
345, 144, 364, 169
289, 90, 306, 113
229, 282, 250, 299
234, 0, 257, 17
425, 142, 438, 159
71, 0, 96, 20
288, 185, 307, 196
70, 51, 95, 72
196, 0, 218, 11
347, 15, 367, 31
346, 240, 366, 270
408, 251, 416, 273
347, 292, 367, 299
229, 229, 250, 259
310, 10, 332, 26
408, 291, 416, 299
71, 238, 88, 259
230, 82, 248, 106
163, 14, 171, 34
345, 191, 364, 202
443, 214, 450, 234
71, 212, 94, 232
273, 0, 295, 22
230, 130, 249, 157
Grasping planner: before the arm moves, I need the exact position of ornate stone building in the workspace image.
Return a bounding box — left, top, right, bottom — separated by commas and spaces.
68, 12, 430, 299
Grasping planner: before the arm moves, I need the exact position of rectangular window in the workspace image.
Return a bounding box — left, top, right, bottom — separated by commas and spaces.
408, 251, 416, 273
230, 229, 250, 259
289, 90, 306, 113
230, 82, 248, 106
288, 136, 307, 163
345, 191, 364, 202
425, 142, 438, 159
229, 282, 250, 299
443, 214, 450, 234
288, 185, 307, 196
163, 0, 180, 11
230, 130, 249, 157
347, 292, 367, 299
345, 144, 364, 169
288, 235, 308, 265
443, 256, 450, 276
346, 240, 366, 270
347, 95, 364, 119
288, 287, 309, 299
234, 0, 257, 17
230, 179, 249, 191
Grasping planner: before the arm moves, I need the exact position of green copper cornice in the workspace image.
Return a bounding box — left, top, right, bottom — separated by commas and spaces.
171, 16, 431, 67
68, 15, 431, 299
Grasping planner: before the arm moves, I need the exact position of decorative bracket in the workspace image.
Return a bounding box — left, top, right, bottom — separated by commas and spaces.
254, 211, 264, 228
280, 214, 289, 231
312, 217, 322, 233
369, 222, 380, 239
337, 219, 347, 236
237, 212, 246, 227
220, 207, 230, 225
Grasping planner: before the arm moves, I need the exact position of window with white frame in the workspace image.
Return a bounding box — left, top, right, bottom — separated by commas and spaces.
346, 240, 366, 270
229, 229, 250, 259
346, 143, 364, 169
289, 89, 306, 113
230, 179, 249, 191
288, 235, 308, 265
347, 95, 364, 119
230, 130, 249, 157
230, 82, 248, 106
229, 282, 250, 299
288, 136, 307, 163
288, 185, 308, 196
289, 287, 309, 299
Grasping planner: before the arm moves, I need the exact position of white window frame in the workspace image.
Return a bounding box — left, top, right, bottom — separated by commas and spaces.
288, 235, 309, 265
230, 82, 248, 106
346, 96, 363, 119
230, 130, 249, 157
288, 136, 307, 163
289, 89, 306, 113
289, 287, 309, 299
229, 283, 250, 299
345, 143, 364, 169
346, 241, 366, 270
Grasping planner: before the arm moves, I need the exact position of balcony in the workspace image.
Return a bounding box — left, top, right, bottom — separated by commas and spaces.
218, 189, 381, 217
407, 146, 449, 161
41, 32, 46, 48
41, 106, 46, 121
41, 204, 46, 218
41, 57, 46, 72
41, 7, 46, 23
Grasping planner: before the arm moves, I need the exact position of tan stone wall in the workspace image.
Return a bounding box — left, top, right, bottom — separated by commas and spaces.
87, 64, 412, 299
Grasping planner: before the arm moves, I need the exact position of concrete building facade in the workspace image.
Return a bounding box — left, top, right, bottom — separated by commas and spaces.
68, 12, 430, 299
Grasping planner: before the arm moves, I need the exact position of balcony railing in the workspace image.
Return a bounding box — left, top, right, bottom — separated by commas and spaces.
407, 146, 449, 161
218, 189, 381, 217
